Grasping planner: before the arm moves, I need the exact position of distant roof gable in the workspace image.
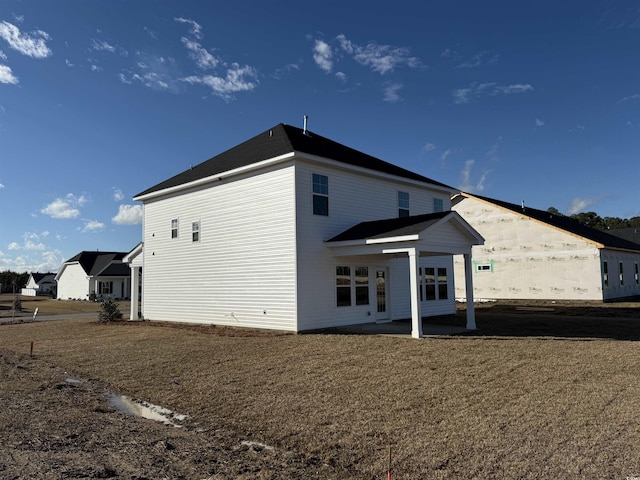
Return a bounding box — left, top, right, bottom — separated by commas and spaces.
456, 193, 640, 252
62, 251, 128, 276
31, 272, 56, 283
135, 123, 454, 198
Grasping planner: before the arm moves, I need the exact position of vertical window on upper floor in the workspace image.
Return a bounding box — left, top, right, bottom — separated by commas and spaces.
433, 198, 444, 213
398, 191, 409, 217
635, 262, 639, 286
171, 219, 178, 239
619, 262, 624, 286
603, 261, 609, 288
312, 173, 329, 216
192, 221, 200, 243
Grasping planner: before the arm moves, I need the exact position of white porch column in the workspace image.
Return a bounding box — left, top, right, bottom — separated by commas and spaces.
408, 248, 423, 338
129, 266, 140, 320
464, 252, 476, 330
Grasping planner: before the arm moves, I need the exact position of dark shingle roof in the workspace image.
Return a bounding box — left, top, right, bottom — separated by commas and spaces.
607, 228, 640, 247
135, 124, 454, 198
327, 211, 451, 242
64, 251, 128, 276
461, 194, 640, 252
32, 272, 56, 283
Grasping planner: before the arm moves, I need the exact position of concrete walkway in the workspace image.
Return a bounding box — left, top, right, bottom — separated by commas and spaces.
334, 319, 469, 338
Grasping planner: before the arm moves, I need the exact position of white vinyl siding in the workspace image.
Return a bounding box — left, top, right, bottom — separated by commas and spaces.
141, 163, 298, 331
56, 263, 91, 300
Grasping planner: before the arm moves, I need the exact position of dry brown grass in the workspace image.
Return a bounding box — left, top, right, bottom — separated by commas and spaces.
1, 305, 639, 479
0, 294, 131, 318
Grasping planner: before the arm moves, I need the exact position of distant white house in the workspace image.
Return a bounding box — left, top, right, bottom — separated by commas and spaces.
126, 123, 484, 338
56, 251, 131, 300
21, 272, 57, 297
452, 193, 640, 301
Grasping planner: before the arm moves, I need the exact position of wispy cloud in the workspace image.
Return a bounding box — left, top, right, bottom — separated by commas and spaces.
336, 34, 421, 74
181, 37, 218, 70
181, 63, 258, 101
119, 54, 179, 91
456, 50, 500, 68
458, 159, 488, 193
453, 82, 533, 104
421, 143, 437, 155
41, 194, 87, 219
617, 93, 640, 103
313, 39, 333, 73
0, 21, 52, 58
81, 220, 105, 233
91, 38, 116, 53
535, 118, 545, 126
174, 17, 202, 39
143, 26, 157, 39
0, 64, 18, 84
112, 204, 143, 225
383, 82, 403, 103
112, 188, 124, 201
566, 197, 596, 215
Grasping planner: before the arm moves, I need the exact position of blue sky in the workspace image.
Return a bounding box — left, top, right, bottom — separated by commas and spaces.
1, 0, 638, 272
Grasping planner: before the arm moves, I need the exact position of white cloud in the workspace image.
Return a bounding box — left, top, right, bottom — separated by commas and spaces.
617, 93, 640, 103
422, 143, 436, 155
566, 197, 595, 215
143, 26, 157, 39
441, 149, 452, 161
456, 50, 500, 68
91, 38, 116, 53
181, 37, 218, 69
174, 17, 202, 39
181, 63, 258, 101
458, 159, 487, 193
65, 59, 74, 67
313, 39, 333, 73
113, 188, 124, 201
82, 220, 105, 232
112, 204, 143, 225
0, 50, 6, 60
0, 64, 18, 84
336, 34, 421, 75
453, 82, 533, 104
0, 182, 5, 189
535, 118, 545, 126
8, 242, 19, 250
335, 71, 347, 82
383, 82, 403, 103
41, 193, 87, 219
0, 21, 52, 58
90, 64, 103, 72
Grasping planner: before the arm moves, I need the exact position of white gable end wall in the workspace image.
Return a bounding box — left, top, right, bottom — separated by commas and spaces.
57, 263, 91, 300
141, 163, 298, 330
453, 198, 604, 300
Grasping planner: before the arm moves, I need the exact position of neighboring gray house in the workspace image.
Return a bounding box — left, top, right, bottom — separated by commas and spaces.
452, 193, 640, 302
127, 123, 484, 338
56, 251, 131, 300
21, 272, 57, 297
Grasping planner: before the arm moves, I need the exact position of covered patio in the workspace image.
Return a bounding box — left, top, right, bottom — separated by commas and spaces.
327, 211, 484, 338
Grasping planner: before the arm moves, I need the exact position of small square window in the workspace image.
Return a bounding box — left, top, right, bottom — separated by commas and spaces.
433, 198, 444, 213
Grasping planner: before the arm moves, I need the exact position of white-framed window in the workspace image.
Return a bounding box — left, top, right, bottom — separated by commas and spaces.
603, 261, 609, 288
192, 221, 200, 243
433, 198, 444, 213
336, 266, 370, 307
171, 219, 178, 239
312, 173, 329, 216
635, 262, 639, 286
398, 191, 409, 217
419, 266, 448, 301
476, 263, 492, 272
619, 262, 624, 286
98, 281, 113, 295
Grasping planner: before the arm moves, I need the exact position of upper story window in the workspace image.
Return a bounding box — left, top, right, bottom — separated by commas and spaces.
619, 262, 624, 286
398, 191, 409, 217
313, 173, 329, 216
171, 219, 178, 238
433, 198, 444, 213
603, 261, 609, 288
635, 262, 639, 286
192, 221, 200, 243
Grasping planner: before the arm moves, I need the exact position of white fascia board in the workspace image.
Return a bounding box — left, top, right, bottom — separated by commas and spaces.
366, 234, 420, 245
133, 152, 296, 202
294, 152, 458, 195
123, 242, 143, 264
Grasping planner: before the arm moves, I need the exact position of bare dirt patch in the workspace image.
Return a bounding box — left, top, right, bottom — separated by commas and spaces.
1, 303, 639, 478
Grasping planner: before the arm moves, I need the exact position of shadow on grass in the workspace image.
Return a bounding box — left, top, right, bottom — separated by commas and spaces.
435, 305, 640, 341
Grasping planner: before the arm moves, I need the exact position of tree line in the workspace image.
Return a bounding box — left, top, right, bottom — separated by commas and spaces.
0, 271, 31, 293
546, 208, 640, 231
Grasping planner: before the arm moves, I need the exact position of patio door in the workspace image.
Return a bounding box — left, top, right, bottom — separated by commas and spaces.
375, 268, 389, 322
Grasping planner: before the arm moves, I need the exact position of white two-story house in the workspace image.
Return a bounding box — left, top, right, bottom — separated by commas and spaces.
128, 123, 483, 338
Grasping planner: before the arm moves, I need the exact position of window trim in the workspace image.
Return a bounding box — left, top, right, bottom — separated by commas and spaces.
603, 261, 609, 288
336, 265, 370, 307
192, 221, 200, 243
398, 191, 409, 217
171, 219, 179, 239
433, 198, 444, 213
312, 173, 329, 216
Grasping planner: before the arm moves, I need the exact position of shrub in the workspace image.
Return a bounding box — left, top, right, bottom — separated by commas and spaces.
98, 298, 122, 323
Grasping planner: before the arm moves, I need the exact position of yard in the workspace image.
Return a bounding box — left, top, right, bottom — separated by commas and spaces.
0, 298, 639, 479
